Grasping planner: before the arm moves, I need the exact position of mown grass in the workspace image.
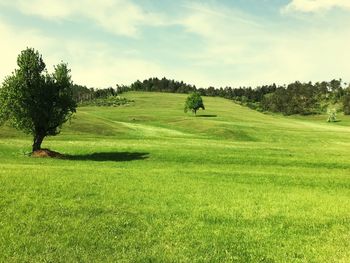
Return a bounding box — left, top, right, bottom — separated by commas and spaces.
0, 92, 349, 262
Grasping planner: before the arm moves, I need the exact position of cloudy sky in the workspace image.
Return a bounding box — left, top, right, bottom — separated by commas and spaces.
0, 0, 349, 88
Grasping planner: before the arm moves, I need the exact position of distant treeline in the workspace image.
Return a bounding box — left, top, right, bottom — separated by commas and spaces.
117, 77, 350, 116
127, 78, 197, 94
72, 84, 117, 103
72, 77, 350, 115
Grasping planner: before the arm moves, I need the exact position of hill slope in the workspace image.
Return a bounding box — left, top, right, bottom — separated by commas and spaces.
0, 92, 349, 262
66, 92, 350, 141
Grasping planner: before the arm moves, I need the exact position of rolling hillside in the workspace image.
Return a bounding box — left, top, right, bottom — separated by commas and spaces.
0, 92, 349, 262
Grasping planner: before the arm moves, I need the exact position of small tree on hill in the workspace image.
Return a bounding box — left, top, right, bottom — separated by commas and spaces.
0, 48, 77, 152
327, 109, 337, 122
184, 92, 205, 115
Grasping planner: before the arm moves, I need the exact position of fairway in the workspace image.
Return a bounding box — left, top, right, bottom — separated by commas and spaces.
0, 92, 350, 262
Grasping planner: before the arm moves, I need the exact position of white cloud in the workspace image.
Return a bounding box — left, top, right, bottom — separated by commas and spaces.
282, 0, 350, 13
0, 16, 213, 88
1, 1, 350, 88
180, 3, 266, 65
181, 2, 262, 38
0, 21, 54, 78
178, 2, 350, 87
0, 0, 167, 37
0, 18, 168, 88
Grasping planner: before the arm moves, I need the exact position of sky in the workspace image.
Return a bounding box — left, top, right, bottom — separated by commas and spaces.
0, 0, 349, 88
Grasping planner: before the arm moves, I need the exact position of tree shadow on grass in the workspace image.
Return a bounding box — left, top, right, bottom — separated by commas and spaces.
66, 152, 149, 162
196, 114, 217, 118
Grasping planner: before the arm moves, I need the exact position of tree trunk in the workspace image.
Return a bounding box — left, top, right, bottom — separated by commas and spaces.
32, 134, 45, 152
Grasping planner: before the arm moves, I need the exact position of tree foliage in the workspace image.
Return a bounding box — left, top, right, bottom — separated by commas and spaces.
126, 77, 349, 116
128, 77, 197, 94
72, 84, 118, 104
343, 89, 350, 115
184, 92, 205, 115
0, 48, 76, 152
261, 82, 320, 115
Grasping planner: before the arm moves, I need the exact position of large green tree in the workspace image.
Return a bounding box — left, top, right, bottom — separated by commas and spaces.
0, 48, 76, 152
184, 92, 205, 115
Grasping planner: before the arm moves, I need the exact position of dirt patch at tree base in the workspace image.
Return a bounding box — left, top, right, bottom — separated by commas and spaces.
31, 149, 65, 159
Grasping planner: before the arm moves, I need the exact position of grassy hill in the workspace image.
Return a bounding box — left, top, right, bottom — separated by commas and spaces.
0, 92, 349, 262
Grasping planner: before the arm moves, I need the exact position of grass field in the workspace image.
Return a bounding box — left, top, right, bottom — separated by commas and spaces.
0, 92, 350, 262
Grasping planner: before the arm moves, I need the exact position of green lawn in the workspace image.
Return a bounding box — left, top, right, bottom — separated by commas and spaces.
0, 92, 349, 262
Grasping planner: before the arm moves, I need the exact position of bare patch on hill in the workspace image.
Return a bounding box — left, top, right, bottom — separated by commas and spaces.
113, 121, 191, 137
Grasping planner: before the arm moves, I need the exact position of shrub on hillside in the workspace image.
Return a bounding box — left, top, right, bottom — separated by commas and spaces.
79, 96, 133, 107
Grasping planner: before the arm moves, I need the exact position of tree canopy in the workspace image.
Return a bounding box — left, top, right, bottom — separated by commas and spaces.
184, 92, 205, 115
124, 77, 349, 116
0, 48, 76, 152
343, 92, 350, 115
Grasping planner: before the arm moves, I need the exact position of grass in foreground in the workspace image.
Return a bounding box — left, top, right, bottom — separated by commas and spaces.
0, 92, 350, 262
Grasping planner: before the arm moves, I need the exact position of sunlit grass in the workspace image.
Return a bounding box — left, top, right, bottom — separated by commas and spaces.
0, 92, 349, 262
